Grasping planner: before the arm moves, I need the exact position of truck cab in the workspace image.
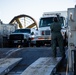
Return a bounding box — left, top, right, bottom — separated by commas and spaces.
34, 12, 67, 47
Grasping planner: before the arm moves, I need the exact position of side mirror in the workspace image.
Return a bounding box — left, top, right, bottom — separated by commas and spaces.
31, 32, 34, 35
36, 28, 38, 31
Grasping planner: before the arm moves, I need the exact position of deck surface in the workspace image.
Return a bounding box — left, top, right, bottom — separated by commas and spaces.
0, 58, 22, 75
21, 57, 62, 75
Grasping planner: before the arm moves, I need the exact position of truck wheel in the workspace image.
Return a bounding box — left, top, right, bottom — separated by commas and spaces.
23, 41, 30, 47
9, 40, 13, 48
30, 43, 34, 47
36, 42, 40, 47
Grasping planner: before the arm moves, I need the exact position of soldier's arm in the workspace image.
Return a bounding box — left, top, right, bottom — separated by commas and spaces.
56, 14, 61, 23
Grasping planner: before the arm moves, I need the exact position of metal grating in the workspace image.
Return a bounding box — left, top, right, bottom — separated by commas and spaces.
45, 30, 50, 35
9, 34, 24, 40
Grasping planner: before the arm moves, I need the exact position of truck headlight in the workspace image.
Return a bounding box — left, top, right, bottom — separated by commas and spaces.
24, 35, 26, 39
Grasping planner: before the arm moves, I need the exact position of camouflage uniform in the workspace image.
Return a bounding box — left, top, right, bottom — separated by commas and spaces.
50, 22, 65, 57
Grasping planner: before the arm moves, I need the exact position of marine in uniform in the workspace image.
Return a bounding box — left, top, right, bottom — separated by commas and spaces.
50, 15, 65, 58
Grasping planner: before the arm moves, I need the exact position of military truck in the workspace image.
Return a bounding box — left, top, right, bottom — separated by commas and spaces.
8, 28, 36, 47
31, 11, 68, 47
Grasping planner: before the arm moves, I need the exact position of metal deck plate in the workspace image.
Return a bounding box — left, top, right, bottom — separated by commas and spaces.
21, 57, 62, 75
0, 58, 22, 75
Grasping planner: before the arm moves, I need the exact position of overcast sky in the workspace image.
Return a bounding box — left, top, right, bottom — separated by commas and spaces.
0, 0, 76, 23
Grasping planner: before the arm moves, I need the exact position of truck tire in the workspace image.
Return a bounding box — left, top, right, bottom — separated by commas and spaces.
36, 42, 40, 47
23, 40, 30, 47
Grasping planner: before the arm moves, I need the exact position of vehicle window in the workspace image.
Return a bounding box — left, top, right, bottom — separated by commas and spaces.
39, 17, 64, 27
13, 29, 31, 33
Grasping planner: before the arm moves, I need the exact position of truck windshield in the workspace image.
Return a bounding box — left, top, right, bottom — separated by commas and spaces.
39, 17, 64, 27
13, 29, 31, 33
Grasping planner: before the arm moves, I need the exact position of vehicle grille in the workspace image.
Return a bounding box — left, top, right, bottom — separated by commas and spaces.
9, 34, 24, 40
45, 30, 50, 35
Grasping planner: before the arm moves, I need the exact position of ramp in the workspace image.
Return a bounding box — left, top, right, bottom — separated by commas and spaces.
0, 58, 22, 75
20, 57, 62, 75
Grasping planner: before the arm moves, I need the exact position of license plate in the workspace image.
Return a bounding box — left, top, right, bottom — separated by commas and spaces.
14, 40, 18, 43
14, 40, 20, 43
